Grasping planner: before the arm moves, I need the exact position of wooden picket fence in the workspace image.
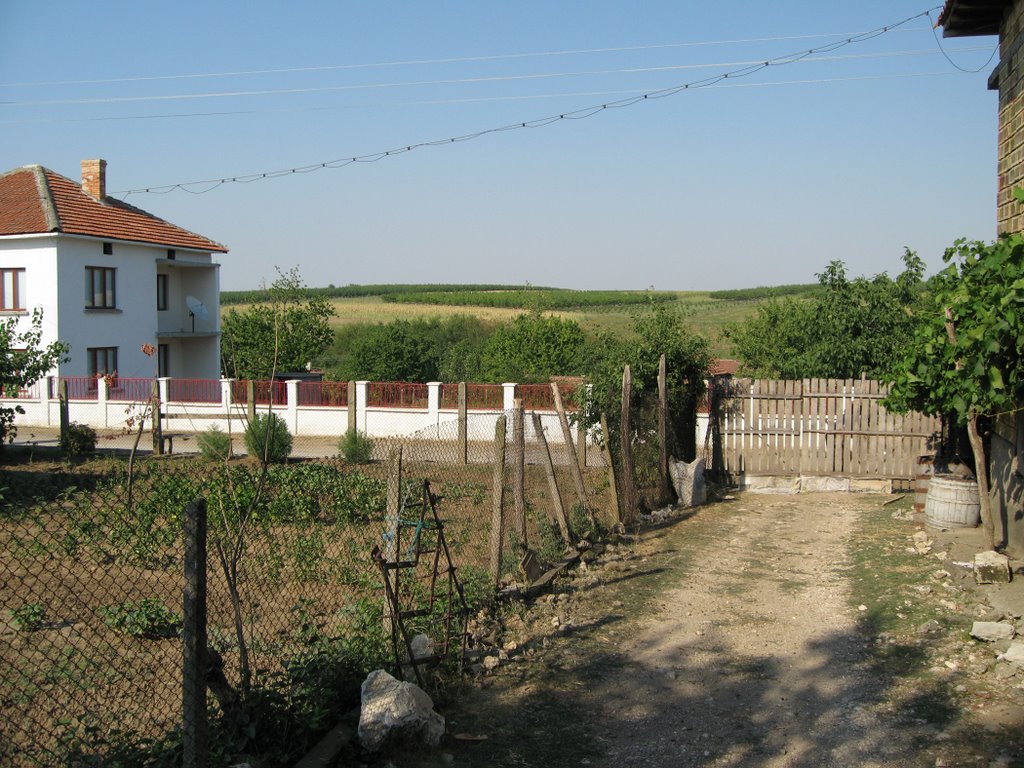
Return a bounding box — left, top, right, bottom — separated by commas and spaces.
710, 378, 941, 481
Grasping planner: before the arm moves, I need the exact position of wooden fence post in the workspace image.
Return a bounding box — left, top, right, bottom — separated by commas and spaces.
384, 447, 403, 634
512, 398, 527, 546
182, 498, 208, 768
58, 380, 69, 447
620, 365, 637, 523
457, 382, 468, 465
600, 413, 621, 525
151, 380, 163, 456
657, 353, 670, 504
246, 380, 256, 423
532, 412, 573, 547
489, 415, 507, 587
551, 382, 591, 522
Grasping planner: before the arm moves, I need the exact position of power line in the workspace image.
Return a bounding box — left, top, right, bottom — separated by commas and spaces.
0, 28, 931, 89
927, 9, 999, 73
0, 71, 959, 127
2, 46, 984, 108
112, 8, 942, 197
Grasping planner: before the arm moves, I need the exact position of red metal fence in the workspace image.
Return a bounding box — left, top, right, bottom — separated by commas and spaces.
54, 376, 99, 401
367, 381, 428, 408
297, 380, 348, 407
168, 378, 221, 404
107, 378, 155, 403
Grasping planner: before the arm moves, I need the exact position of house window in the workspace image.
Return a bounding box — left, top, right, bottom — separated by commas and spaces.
166, 249, 176, 260
0, 268, 26, 311
85, 267, 116, 309
158, 344, 169, 378
102, 242, 113, 255
157, 274, 168, 311
87, 347, 118, 377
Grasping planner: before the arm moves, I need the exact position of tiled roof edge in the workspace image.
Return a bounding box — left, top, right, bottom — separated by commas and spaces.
32, 166, 60, 232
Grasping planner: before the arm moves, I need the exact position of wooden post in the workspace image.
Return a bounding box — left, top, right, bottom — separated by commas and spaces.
385, 447, 403, 564
151, 380, 163, 456
620, 365, 637, 523
658, 353, 670, 504
58, 380, 69, 447
600, 413, 621, 525
532, 412, 573, 547
512, 398, 527, 546
347, 380, 357, 433
489, 415, 507, 587
457, 381, 468, 464
246, 380, 256, 423
182, 498, 208, 768
551, 382, 591, 520
384, 447, 403, 634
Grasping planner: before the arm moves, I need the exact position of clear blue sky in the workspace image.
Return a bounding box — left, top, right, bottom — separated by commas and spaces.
0, 1, 1001, 291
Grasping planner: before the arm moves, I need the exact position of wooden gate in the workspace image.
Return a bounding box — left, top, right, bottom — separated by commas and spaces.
713, 378, 940, 481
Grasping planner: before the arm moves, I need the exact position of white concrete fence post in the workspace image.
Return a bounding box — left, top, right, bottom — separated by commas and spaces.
427, 382, 441, 429
502, 382, 517, 412
355, 381, 369, 434
285, 380, 300, 433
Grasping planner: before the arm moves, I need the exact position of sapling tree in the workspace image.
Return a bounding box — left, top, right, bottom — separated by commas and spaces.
0, 309, 68, 447
883, 235, 1024, 550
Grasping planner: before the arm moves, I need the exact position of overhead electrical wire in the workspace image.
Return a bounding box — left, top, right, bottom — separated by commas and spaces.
111, 8, 947, 197
0, 28, 930, 89
1, 47, 985, 108
0, 71, 960, 127
927, 9, 999, 73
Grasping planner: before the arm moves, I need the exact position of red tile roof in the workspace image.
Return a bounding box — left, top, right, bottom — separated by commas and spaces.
0, 165, 227, 253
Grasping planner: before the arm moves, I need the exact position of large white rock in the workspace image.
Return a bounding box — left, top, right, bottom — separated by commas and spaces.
998, 641, 1024, 666
974, 551, 1011, 584
668, 457, 706, 507
358, 669, 445, 753
970, 621, 1015, 642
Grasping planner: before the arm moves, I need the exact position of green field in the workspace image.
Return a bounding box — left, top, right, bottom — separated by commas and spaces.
222, 284, 820, 359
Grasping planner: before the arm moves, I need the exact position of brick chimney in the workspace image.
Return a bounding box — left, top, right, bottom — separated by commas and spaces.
81, 158, 107, 200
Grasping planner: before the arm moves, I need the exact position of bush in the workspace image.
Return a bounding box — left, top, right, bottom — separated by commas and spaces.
98, 598, 181, 639
60, 422, 96, 456
198, 425, 232, 462
338, 428, 373, 464
9, 602, 44, 632
244, 412, 292, 463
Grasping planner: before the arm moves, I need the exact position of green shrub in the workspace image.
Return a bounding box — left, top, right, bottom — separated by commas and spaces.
60, 422, 96, 456
198, 425, 232, 462
98, 598, 181, 639
244, 412, 292, 463
9, 602, 45, 632
338, 428, 374, 464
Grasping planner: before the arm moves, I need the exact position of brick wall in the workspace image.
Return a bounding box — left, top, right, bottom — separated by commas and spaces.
998, 1, 1024, 233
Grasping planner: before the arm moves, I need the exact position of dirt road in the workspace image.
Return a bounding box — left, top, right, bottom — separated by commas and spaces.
588, 493, 924, 768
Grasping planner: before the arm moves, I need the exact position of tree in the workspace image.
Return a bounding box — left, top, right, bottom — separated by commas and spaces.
583, 305, 712, 462
883, 235, 1024, 550
0, 309, 67, 445
480, 313, 588, 383
221, 268, 336, 379
726, 251, 925, 379
346, 321, 438, 382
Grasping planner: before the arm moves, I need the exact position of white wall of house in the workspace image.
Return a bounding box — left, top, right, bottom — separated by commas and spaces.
0, 233, 222, 381
0, 234, 60, 350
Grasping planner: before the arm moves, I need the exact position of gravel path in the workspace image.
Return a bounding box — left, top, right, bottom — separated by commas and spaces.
588, 493, 931, 768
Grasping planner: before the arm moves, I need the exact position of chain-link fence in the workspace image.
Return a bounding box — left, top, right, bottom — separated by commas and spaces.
0, 404, 615, 767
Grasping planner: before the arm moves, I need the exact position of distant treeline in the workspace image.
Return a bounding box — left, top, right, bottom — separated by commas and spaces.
708, 284, 822, 301
383, 289, 678, 310
220, 283, 546, 306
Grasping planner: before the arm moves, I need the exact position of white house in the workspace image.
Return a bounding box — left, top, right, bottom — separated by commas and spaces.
0, 159, 227, 381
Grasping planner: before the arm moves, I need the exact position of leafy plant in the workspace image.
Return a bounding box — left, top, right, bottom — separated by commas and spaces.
9, 602, 45, 632
60, 422, 97, 457
244, 412, 292, 464
338, 428, 374, 464
884, 235, 1024, 549
0, 309, 68, 445
198, 425, 233, 462
98, 598, 181, 639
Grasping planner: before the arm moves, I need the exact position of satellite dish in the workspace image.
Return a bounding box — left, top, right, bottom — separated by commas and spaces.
186, 295, 209, 333
186, 295, 209, 320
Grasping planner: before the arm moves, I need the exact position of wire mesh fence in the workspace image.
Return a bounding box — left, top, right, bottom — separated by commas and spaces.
0, 405, 615, 766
